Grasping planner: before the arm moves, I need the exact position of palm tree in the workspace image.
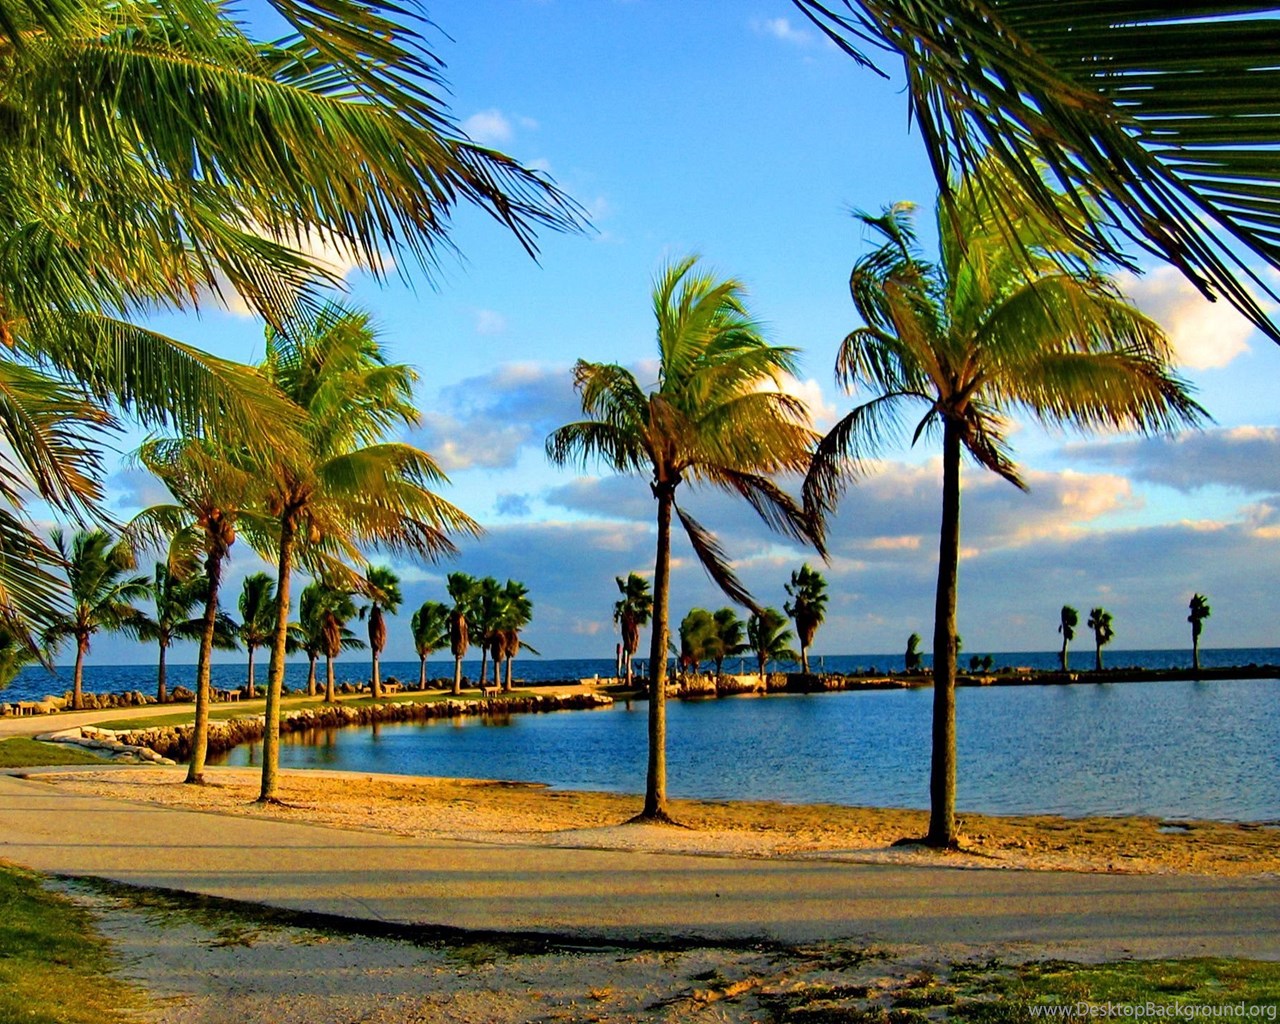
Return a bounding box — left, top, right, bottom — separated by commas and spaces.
1059, 606, 1079, 673
473, 576, 503, 691
446, 572, 478, 695
678, 608, 717, 675
319, 584, 363, 703
410, 601, 451, 690
711, 607, 747, 677
140, 552, 236, 703
1189, 594, 1211, 674
1088, 608, 1115, 671
784, 564, 828, 675
0, 0, 582, 656
237, 573, 279, 700
547, 256, 820, 822
793, 1, 1280, 345
613, 573, 653, 689
746, 608, 798, 680
130, 438, 267, 783
495, 579, 534, 691
804, 176, 1203, 848
904, 632, 922, 672
360, 566, 403, 699
47, 529, 151, 710
255, 303, 479, 802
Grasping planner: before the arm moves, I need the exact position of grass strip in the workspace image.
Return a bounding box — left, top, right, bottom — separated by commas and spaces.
0, 737, 107, 768
0, 863, 144, 1024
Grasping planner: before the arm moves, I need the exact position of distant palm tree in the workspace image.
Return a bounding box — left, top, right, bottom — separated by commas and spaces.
410, 601, 451, 690
1188, 594, 1211, 674
47, 529, 151, 710
784, 564, 828, 675
904, 632, 922, 672
473, 576, 503, 691
746, 608, 799, 680
804, 175, 1203, 848
1058, 606, 1079, 672
140, 553, 236, 703
237, 573, 279, 699
711, 608, 747, 677
613, 573, 653, 688
446, 572, 478, 695
547, 256, 820, 822
494, 579, 534, 691
298, 582, 363, 700
360, 566, 403, 699
678, 608, 717, 675
1087, 608, 1115, 671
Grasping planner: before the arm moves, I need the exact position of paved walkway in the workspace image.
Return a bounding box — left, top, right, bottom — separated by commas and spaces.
1, 773, 1277, 958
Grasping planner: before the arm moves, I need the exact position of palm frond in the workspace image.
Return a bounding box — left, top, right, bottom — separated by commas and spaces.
794, 0, 1280, 342
674, 502, 759, 614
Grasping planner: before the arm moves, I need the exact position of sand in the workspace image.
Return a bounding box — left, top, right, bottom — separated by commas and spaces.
41, 765, 1280, 877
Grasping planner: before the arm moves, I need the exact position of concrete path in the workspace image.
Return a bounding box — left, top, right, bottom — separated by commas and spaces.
1, 773, 1277, 958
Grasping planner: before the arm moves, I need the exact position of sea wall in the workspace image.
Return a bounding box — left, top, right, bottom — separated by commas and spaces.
104, 691, 615, 762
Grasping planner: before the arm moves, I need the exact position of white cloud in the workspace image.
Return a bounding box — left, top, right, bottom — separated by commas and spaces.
750, 16, 813, 46
473, 309, 509, 336
1117, 266, 1256, 370
462, 108, 514, 145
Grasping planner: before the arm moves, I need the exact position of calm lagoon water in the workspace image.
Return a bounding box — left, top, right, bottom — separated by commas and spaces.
213, 676, 1280, 822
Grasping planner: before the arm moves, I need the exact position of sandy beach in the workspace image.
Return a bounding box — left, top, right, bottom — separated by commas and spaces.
38, 764, 1280, 877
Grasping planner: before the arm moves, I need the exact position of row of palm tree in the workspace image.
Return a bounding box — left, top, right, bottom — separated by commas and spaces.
440, 573, 535, 696
1060, 599, 1211, 674
550, 165, 1203, 845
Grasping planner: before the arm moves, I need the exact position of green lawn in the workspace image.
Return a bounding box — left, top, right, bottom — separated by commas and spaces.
0, 864, 144, 1024
0, 737, 107, 768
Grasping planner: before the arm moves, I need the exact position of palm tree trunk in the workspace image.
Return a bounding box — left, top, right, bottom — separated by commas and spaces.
800, 642, 809, 675
1096, 642, 1103, 672
188, 547, 224, 784
479, 647, 488, 693
72, 636, 87, 710
156, 642, 168, 703
1060, 636, 1068, 672
1192, 631, 1201, 674
639, 483, 675, 822
624, 649, 633, 688
927, 418, 961, 849
452, 655, 462, 695
306, 655, 317, 696
325, 655, 335, 703
369, 607, 383, 700
505, 656, 513, 691
259, 516, 296, 803
246, 645, 256, 699
419, 656, 427, 690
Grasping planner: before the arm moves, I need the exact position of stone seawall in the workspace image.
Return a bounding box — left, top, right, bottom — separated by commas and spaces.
102, 692, 615, 762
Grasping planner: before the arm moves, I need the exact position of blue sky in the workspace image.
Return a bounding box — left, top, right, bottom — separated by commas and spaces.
94, 2, 1280, 665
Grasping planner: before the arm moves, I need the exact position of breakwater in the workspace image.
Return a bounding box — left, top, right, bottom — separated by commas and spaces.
51, 692, 614, 762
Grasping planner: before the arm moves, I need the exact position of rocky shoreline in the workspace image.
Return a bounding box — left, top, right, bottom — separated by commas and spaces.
39, 691, 615, 762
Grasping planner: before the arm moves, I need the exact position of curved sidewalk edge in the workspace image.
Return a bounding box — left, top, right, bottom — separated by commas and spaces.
1, 773, 1277, 959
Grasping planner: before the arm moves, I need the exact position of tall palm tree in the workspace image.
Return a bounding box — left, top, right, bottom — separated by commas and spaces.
140, 553, 236, 703
410, 601, 451, 690
746, 608, 798, 680
547, 256, 821, 822
793, 1, 1280, 345
473, 576, 503, 691
298, 581, 363, 701
1088, 608, 1115, 671
784, 564, 828, 675
47, 529, 151, 709
131, 437, 264, 783
446, 572, 478, 696
711, 608, 747, 677
804, 178, 1203, 848
1058, 606, 1079, 673
360, 566, 402, 699
237, 573, 279, 700
1189, 594, 1211, 674
613, 573, 653, 688
255, 303, 478, 802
